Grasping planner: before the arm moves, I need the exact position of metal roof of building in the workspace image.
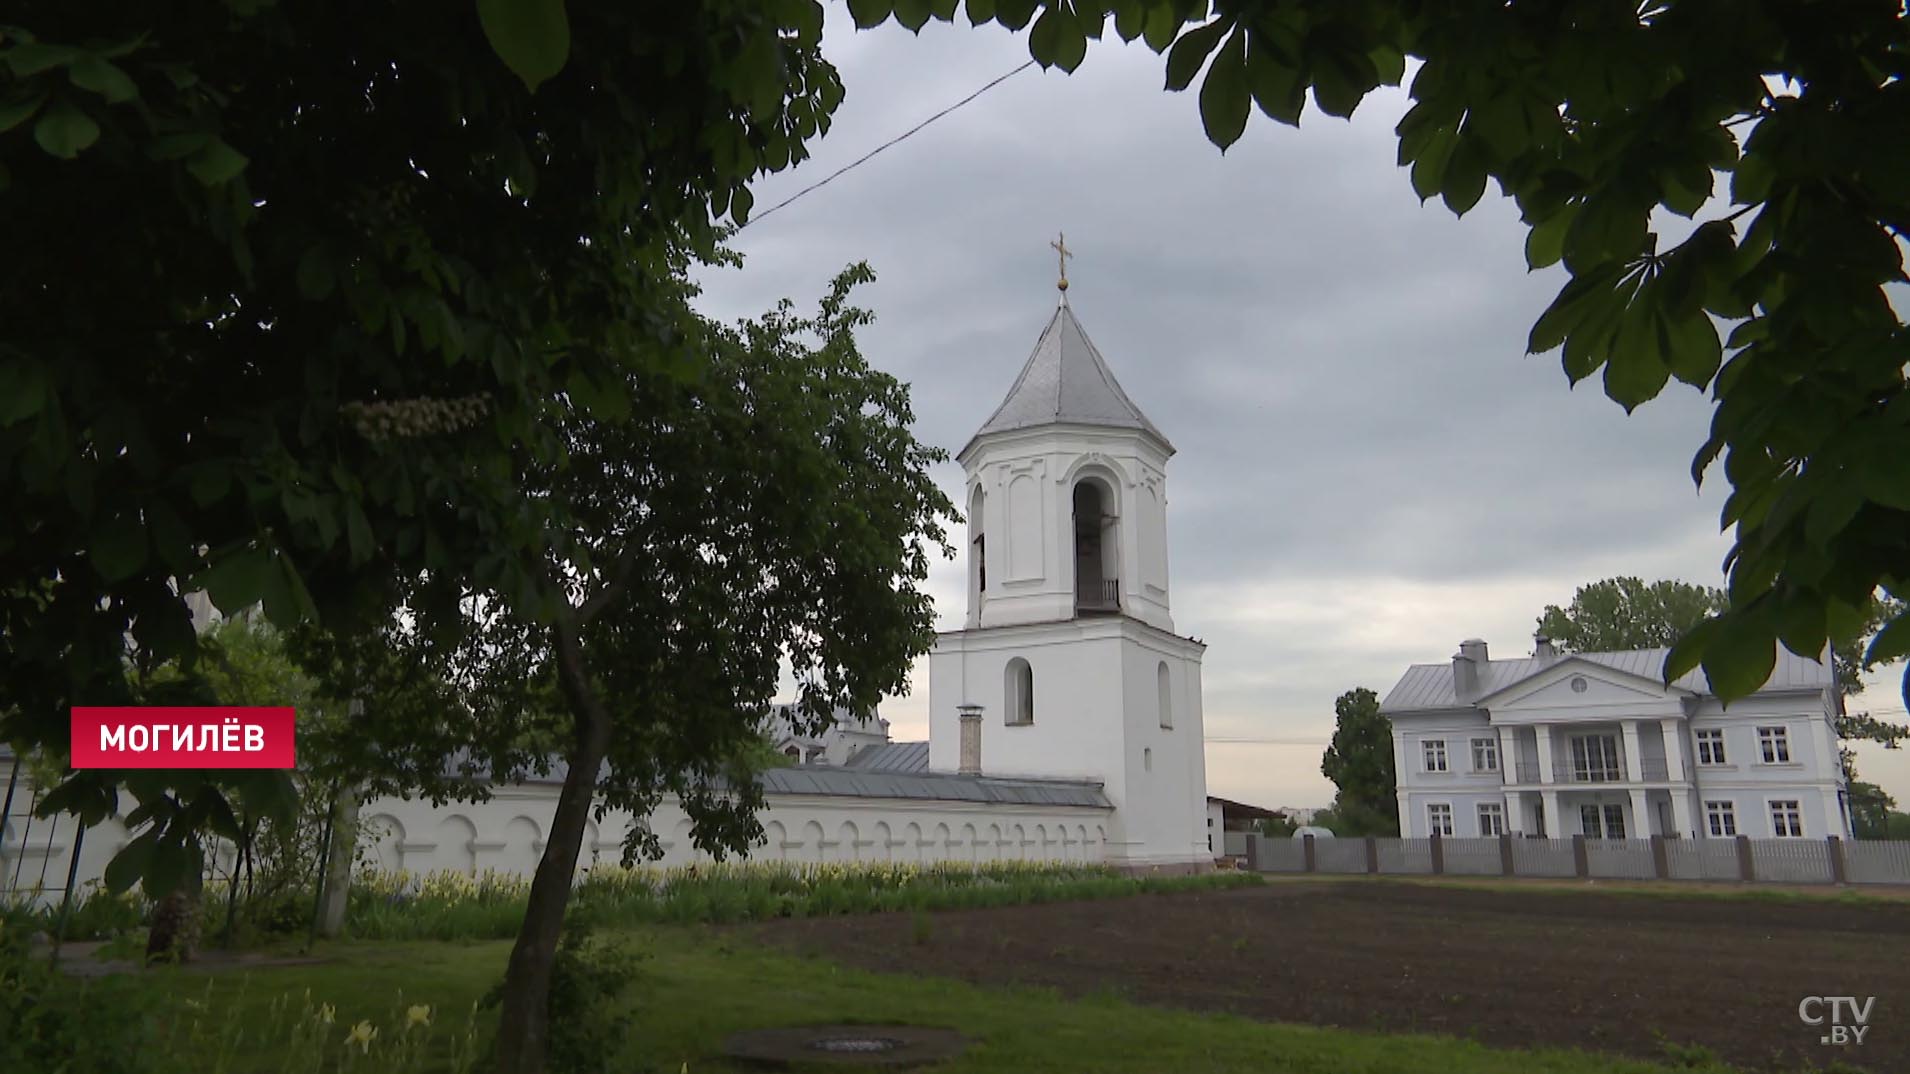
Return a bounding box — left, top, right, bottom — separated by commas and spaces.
760, 765, 1110, 809
964, 302, 1170, 454
844, 740, 930, 773
485, 748, 1108, 810
1379, 644, 1833, 713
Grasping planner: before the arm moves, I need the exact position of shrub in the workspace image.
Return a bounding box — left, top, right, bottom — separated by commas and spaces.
345, 861, 1259, 940
0, 921, 163, 1074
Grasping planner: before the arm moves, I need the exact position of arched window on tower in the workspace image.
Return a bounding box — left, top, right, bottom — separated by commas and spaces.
1157, 661, 1173, 729
1005, 658, 1034, 725
969, 486, 987, 594
1072, 478, 1120, 614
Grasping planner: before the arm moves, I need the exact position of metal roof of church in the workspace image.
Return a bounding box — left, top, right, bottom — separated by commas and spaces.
1379, 645, 1833, 713
965, 302, 1170, 455
844, 740, 930, 773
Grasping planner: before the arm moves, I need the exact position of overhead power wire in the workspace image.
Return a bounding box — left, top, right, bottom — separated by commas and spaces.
741, 60, 1038, 230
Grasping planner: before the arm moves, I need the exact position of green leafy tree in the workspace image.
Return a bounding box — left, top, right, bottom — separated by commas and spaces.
1537, 577, 1728, 653
1257, 815, 1296, 838
299, 268, 951, 1072
808, 0, 1910, 709
0, 0, 845, 904
1847, 777, 1897, 840
1318, 687, 1399, 837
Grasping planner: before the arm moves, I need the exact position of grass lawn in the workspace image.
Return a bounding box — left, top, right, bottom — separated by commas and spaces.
114, 920, 1741, 1074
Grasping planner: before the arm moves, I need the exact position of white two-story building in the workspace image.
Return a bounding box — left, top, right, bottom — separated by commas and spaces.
1382, 637, 1853, 842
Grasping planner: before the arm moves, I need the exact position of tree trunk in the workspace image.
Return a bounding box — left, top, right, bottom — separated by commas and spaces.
146, 882, 203, 964
493, 620, 611, 1074
317, 789, 360, 938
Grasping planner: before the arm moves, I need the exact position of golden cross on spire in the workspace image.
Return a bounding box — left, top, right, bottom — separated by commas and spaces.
1051, 231, 1073, 296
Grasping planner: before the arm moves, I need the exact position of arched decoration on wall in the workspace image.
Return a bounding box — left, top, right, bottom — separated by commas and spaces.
837, 821, 861, 863
903, 822, 924, 863
672, 818, 698, 864
578, 818, 602, 872
1011, 823, 1027, 861
762, 820, 787, 862
1007, 473, 1042, 580
932, 823, 953, 863
1005, 657, 1034, 725
502, 816, 543, 876
968, 484, 988, 598
981, 823, 999, 863
801, 820, 827, 863
873, 821, 893, 862
1140, 481, 1168, 591
1157, 661, 1173, 729
433, 815, 478, 877
1034, 823, 1049, 858
1071, 474, 1121, 613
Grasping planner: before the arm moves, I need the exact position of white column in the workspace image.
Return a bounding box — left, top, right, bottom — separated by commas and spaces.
1669, 787, 1694, 839
1540, 789, 1561, 838
1504, 791, 1525, 834
1496, 725, 1519, 782
1821, 787, 1848, 839
1627, 788, 1650, 837
1620, 719, 1645, 783
1660, 717, 1687, 782
1533, 726, 1557, 784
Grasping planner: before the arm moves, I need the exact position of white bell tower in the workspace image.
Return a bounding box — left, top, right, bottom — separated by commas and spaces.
928, 237, 1210, 870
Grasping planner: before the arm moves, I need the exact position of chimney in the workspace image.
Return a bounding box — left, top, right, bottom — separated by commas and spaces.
1453, 638, 1489, 702
957, 703, 984, 775
1534, 633, 1557, 661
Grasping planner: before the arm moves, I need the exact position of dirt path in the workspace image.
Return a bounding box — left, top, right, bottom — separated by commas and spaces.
753, 880, 1910, 1071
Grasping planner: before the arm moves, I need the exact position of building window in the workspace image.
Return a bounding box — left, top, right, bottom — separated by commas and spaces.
1477, 803, 1505, 836
1470, 737, 1499, 772
1770, 799, 1804, 837
1580, 803, 1626, 838
1569, 734, 1622, 782
1157, 661, 1173, 729
1427, 803, 1453, 836
1423, 739, 1449, 772
1694, 729, 1726, 766
1005, 658, 1034, 725
1757, 726, 1791, 763
1705, 800, 1737, 837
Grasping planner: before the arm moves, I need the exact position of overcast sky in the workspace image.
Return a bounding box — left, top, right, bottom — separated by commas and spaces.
690, 11, 1910, 809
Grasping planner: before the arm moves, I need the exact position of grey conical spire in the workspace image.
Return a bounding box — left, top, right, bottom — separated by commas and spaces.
964, 303, 1171, 455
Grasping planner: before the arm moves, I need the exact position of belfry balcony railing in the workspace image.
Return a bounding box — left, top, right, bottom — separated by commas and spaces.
1076, 578, 1120, 612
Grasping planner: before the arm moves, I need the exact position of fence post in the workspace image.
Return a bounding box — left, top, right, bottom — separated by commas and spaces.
1302, 833, 1317, 873
1571, 834, 1589, 878
1827, 836, 1847, 885
1498, 833, 1514, 876
1247, 832, 1265, 872
1429, 832, 1444, 875
1735, 834, 1755, 882
1650, 834, 1669, 880
1364, 835, 1379, 874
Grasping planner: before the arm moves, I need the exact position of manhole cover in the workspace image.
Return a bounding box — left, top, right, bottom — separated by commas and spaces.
809, 1037, 903, 1054
724, 1024, 969, 1067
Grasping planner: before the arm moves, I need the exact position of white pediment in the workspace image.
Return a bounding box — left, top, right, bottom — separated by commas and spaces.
1479, 657, 1691, 720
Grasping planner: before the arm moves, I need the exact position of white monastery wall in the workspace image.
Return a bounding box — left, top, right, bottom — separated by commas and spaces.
359, 785, 1111, 876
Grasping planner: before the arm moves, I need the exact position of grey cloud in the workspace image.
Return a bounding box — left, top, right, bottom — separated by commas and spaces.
692, 14, 1874, 807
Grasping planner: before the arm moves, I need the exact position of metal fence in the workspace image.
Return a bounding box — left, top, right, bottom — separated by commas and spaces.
1248, 831, 1910, 886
